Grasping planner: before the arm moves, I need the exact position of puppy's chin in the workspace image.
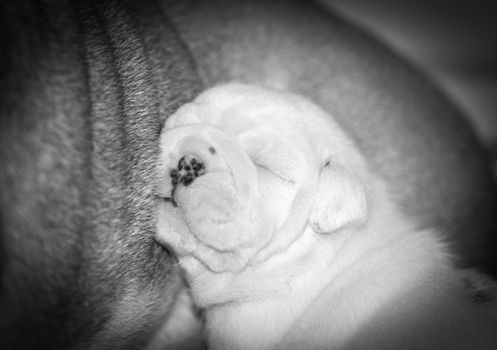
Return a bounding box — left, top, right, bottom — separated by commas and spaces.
176, 174, 251, 252
163, 174, 275, 275
157, 200, 258, 275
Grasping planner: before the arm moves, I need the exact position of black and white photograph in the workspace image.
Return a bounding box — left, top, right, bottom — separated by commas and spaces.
1, 1, 497, 349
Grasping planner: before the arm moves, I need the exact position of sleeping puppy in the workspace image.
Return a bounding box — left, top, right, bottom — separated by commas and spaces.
155, 83, 497, 350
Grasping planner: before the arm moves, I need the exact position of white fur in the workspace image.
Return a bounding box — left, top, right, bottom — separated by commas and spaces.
155, 83, 497, 350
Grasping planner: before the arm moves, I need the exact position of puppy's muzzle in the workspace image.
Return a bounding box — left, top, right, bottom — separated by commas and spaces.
158, 124, 266, 252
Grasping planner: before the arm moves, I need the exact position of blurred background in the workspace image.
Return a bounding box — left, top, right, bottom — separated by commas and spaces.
325, 0, 497, 161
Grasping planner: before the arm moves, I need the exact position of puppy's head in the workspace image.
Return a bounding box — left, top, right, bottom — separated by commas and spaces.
155, 83, 368, 278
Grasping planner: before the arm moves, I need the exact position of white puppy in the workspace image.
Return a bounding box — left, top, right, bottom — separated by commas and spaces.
155, 83, 497, 350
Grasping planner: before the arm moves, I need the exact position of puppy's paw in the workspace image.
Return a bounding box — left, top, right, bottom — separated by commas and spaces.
146, 286, 205, 350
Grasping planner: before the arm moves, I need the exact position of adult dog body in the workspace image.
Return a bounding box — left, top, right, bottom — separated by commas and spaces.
157, 84, 497, 350
1, 0, 497, 348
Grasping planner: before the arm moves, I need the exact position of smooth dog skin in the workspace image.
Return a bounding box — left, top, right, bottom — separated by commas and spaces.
156, 83, 497, 350
1, 0, 497, 349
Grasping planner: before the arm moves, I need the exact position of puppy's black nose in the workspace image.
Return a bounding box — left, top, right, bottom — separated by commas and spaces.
170, 155, 206, 187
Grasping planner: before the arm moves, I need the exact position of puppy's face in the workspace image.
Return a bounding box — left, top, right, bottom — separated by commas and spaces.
155, 84, 368, 278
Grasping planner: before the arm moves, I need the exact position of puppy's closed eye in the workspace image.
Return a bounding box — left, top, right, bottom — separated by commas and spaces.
239, 128, 300, 186
254, 162, 296, 184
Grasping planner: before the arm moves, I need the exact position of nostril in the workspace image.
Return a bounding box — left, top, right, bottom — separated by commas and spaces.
167, 155, 208, 205
182, 173, 194, 186
170, 169, 180, 186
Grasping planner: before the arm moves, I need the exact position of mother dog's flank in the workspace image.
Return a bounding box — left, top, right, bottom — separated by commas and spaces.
156, 84, 497, 350
2, 0, 497, 348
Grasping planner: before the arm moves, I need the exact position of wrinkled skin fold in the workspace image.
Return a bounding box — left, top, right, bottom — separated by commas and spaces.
156, 83, 497, 350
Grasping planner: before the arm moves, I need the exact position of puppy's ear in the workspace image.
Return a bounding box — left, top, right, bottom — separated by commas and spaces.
309, 164, 368, 234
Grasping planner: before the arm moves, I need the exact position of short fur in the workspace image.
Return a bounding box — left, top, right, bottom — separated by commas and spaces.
156, 83, 497, 350
2, 0, 497, 348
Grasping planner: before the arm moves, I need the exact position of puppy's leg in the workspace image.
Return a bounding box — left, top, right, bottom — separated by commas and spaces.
146, 277, 205, 350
